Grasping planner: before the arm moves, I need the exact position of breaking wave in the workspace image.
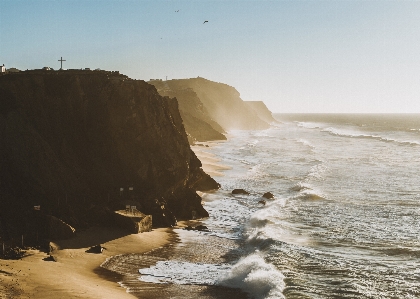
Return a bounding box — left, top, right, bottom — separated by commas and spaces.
218, 253, 286, 299
139, 261, 230, 285
322, 127, 420, 146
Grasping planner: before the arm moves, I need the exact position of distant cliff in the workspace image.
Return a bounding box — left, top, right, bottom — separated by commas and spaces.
149, 82, 226, 143
0, 70, 219, 237
150, 78, 270, 142
245, 101, 278, 124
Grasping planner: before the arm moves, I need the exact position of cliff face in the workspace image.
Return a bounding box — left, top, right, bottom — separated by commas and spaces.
158, 78, 270, 131
149, 82, 226, 143
0, 71, 217, 233
244, 101, 278, 124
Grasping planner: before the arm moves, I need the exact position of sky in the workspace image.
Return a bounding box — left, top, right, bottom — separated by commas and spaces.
1, 0, 420, 113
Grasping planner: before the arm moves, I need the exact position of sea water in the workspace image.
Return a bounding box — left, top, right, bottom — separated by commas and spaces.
107, 114, 420, 299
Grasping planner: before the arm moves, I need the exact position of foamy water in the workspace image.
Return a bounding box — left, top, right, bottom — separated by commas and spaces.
108, 114, 420, 298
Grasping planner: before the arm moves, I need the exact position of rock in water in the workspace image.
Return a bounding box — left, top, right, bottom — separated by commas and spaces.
232, 189, 250, 195
262, 192, 274, 199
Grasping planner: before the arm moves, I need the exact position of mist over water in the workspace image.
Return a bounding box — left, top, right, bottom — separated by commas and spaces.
116, 114, 420, 298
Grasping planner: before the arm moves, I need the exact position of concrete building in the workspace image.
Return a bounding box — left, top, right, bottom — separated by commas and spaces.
0, 64, 5, 73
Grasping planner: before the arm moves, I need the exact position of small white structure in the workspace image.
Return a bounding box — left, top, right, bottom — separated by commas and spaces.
1, 64, 5, 73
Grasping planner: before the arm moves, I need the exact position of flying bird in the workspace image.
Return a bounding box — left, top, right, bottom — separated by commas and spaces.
175, 10, 179, 12
203, 20, 208, 24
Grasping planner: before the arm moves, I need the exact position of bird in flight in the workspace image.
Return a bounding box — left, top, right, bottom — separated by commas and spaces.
203, 20, 208, 24
175, 10, 179, 12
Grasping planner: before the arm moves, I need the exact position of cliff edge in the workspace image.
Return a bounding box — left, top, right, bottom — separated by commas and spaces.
150, 78, 270, 141
0, 70, 219, 238
245, 101, 278, 124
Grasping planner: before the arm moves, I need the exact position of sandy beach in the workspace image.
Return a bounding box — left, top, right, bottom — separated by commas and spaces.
191, 142, 230, 177
0, 227, 172, 299
0, 142, 224, 299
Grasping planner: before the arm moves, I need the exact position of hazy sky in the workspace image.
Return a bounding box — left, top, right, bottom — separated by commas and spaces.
1, 0, 420, 113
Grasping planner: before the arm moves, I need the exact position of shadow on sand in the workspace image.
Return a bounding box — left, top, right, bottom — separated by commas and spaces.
53, 226, 131, 250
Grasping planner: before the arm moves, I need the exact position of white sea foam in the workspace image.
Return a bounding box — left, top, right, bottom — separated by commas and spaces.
297, 122, 322, 129
307, 163, 328, 181
322, 127, 420, 146
218, 253, 286, 299
290, 182, 311, 191
139, 261, 230, 285
138, 255, 286, 299
255, 130, 275, 138
296, 138, 315, 149
297, 191, 326, 201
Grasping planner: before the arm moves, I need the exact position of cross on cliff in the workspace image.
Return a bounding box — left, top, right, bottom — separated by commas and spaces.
58, 57, 66, 70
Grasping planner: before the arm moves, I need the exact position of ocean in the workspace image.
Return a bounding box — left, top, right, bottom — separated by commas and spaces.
103, 114, 420, 299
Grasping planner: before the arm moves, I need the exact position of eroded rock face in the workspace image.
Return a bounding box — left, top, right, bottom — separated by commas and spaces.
149, 82, 226, 143
244, 101, 278, 124
0, 70, 217, 233
152, 77, 270, 132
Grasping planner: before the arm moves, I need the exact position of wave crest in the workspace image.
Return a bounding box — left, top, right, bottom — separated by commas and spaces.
322, 127, 420, 146
290, 182, 311, 192
218, 253, 286, 299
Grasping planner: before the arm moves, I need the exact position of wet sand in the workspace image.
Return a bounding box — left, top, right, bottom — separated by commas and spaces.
0, 140, 234, 299
191, 141, 231, 177
0, 226, 171, 299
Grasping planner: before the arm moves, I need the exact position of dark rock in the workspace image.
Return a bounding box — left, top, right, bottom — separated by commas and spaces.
232, 189, 250, 195
183, 225, 209, 231
194, 172, 220, 191
86, 244, 105, 254
45, 215, 75, 240
43, 255, 57, 262
152, 202, 177, 228
3, 247, 26, 260
88, 206, 152, 233
258, 200, 266, 205
0, 71, 211, 231
195, 225, 209, 231
262, 192, 274, 199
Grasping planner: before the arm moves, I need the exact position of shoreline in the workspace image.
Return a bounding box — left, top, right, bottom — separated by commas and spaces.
191, 141, 231, 177
0, 140, 228, 299
0, 226, 172, 299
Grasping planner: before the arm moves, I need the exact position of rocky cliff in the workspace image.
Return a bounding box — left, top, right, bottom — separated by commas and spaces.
0, 70, 219, 238
149, 82, 226, 143
150, 78, 270, 136
245, 101, 278, 124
